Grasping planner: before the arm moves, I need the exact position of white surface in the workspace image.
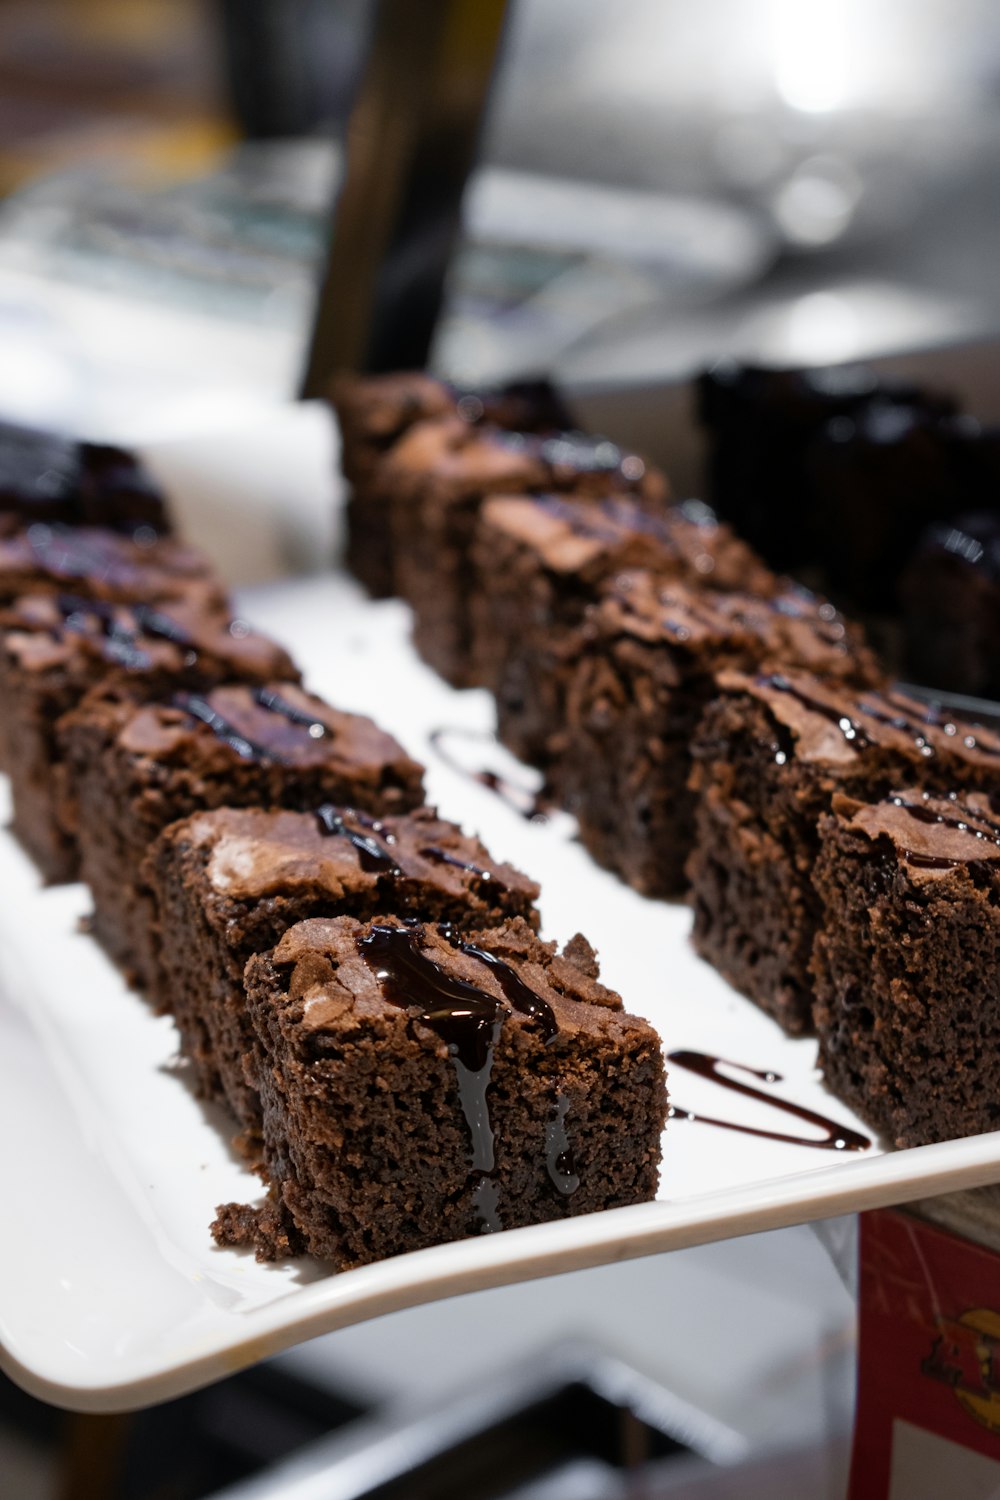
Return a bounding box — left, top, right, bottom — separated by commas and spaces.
3, 569, 1000, 1415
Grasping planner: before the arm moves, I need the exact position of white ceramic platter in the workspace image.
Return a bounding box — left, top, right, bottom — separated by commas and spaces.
3, 567, 1000, 1414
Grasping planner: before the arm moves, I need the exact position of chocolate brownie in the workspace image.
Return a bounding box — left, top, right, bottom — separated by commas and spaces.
688, 670, 1000, 1033
812, 788, 1000, 1146
0, 594, 297, 881
148, 805, 540, 1129
697, 361, 955, 570
58, 681, 424, 988
0, 524, 226, 612
900, 514, 1000, 696
215, 915, 666, 1267
0, 420, 169, 535
382, 417, 669, 687
470, 493, 776, 764
331, 372, 572, 596
556, 574, 882, 899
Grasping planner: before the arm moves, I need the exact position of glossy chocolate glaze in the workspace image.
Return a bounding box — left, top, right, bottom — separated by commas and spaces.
314, 805, 400, 874
173, 691, 276, 762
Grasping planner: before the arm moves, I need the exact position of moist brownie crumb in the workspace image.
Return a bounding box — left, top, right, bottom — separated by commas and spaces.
812, 788, 1000, 1146
687, 669, 1000, 1032
900, 513, 1000, 697
227, 915, 666, 1269
58, 681, 424, 988
148, 804, 540, 1129
212, 1196, 304, 1260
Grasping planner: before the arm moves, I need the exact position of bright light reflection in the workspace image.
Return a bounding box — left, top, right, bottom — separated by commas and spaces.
768, 0, 853, 114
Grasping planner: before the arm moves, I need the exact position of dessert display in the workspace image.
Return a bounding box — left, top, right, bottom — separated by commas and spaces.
812, 789, 1000, 1147
214, 915, 666, 1268
0, 593, 297, 880
330, 371, 572, 597
9, 350, 1000, 1281
687, 670, 1000, 1034
0, 419, 169, 536
377, 416, 669, 686
58, 680, 424, 987
148, 804, 540, 1128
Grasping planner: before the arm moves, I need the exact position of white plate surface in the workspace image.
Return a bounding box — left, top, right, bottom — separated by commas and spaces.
3, 569, 1000, 1414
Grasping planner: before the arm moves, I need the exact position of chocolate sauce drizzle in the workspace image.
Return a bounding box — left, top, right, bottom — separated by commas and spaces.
420, 846, 493, 881
887, 793, 1000, 872
315, 805, 400, 874
357, 924, 571, 1232
54, 593, 196, 671
252, 685, 327, 738
173, 692, 275, 761
429, 727, 549, 821
545, 1092, 580, 1195
666, 1050, 870, 1152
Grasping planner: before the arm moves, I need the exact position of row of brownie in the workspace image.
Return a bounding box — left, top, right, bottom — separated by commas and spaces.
333, 369, 1000, 1152
0, 501, 667, 1267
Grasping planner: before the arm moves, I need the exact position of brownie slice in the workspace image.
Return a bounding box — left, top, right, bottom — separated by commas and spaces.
330, 371, 572, 596
812, 788, 1000, 1147
0, 419, 169, 535
215, 915, 666, 1267
58, 681, 425, 988
688, 669, 1000, 1033
382, 416, 669, 687
900, 513, 1000, 697
0, 524, 226, 611
149, 805, 541, 1130
471, 493, 776, 764
0, 593, 297, 881
556, 573, 882, 899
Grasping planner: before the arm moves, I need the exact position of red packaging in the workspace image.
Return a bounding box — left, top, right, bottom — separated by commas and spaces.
850, 1207, 1000, 1497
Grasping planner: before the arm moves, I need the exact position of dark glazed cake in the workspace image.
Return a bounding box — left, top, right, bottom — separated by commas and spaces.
0, 594, 297, 881
381, 417, 669, 687
812, 789, 1000, 1147
215, 915, 666, 1267
148, 804, 540, 1129
0, 420, 169, 536
0, 524, 226, 611
472, 493, 776, 765
556, 573, 882, 898
900, 513, 1000, 697
687, 669, 1000, 1033
58, 681, 424, 987
331, 371, 572, 597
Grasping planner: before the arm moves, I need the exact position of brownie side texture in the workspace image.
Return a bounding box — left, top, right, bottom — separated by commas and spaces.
0, 595, 297, 881
58, 681, 424, 988
811, 789, 1000, 1147
472, 493, 777, 764
148, 805, 540, 1130
0, 524, 226, 611
687, 669, 1000, 1033
0, 420, 169, 535
383, 417, 669, 687
555, 574, 882, 899
216, 915, 666, 1268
